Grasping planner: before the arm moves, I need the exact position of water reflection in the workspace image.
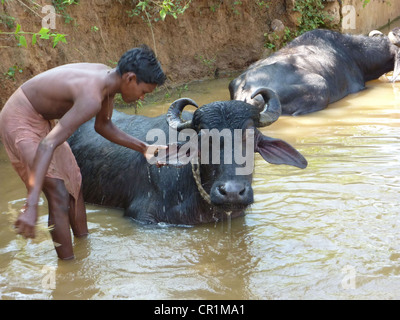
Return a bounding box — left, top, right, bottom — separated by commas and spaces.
1, 76, 400, 299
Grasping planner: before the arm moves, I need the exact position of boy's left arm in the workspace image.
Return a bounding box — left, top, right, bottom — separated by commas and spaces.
94, 97, 167, 162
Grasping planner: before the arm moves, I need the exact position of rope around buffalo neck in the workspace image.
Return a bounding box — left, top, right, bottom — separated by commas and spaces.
191, 160, 212, 205
191, 159, 233, 218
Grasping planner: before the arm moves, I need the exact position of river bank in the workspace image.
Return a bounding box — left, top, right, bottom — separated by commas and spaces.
1, 0, 399, 109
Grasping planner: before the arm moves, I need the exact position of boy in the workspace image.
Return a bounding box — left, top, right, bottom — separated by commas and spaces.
0, 45, 167, 259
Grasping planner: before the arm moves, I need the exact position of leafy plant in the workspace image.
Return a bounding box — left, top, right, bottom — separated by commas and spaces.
231, 1, 242, 15
209, 1, 223, 13
195, 54, 217, 77
127, 0, 191, 22
4, 65, 23, 80
127, 1, 191, 57
264, 0, 335, 51
293, 0, 334, 36
0, 12, 15, 29
361, 0, 370, 7
176, 83, 189, 98
257, 1, 270, 9
52, 0, 79, 24
1, 0, 70, 49
7, 24, 67, 48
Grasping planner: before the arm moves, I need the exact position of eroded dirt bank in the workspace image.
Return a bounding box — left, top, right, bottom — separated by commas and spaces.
0, 0, 337, 107
1, 0, 398, 108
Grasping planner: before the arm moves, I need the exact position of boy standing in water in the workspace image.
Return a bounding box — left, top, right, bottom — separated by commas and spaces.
0, 45, 167, 259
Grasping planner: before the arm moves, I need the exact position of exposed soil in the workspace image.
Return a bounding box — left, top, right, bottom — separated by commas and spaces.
0, 0, 331, 108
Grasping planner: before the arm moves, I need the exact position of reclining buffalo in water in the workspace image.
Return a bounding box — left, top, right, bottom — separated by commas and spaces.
229, 28, 400, 115
68, 89, 307, 225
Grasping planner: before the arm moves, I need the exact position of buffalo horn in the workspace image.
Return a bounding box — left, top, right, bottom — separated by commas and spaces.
251, 88, 282, 127
166, 98, 199, 130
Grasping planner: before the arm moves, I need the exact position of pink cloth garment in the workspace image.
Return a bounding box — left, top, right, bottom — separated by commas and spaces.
0, 87, 82, 204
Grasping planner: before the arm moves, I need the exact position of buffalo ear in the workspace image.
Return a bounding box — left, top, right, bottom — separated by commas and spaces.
255, 135, 308, 169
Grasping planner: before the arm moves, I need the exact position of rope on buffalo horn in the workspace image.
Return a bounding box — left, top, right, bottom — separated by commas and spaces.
191, 160, 212, 205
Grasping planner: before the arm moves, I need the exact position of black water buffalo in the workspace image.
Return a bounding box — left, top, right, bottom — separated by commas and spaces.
68, 89, 307, 225
229, 28, 400, 116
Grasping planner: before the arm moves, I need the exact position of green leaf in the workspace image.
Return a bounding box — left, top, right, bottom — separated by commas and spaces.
18, 35, 27, 47
52, 33, 67, 47
38, 28, 50, 39
32, 33, 37, 45
160, 9, 167, 20
15, 24, 21, 34
137, 1, 147, 11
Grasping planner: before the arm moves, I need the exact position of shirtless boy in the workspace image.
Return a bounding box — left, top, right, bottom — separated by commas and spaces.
0, 45, 167, 259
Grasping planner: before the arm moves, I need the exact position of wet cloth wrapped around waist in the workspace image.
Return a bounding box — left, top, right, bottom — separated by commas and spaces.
0, 87, 82, 206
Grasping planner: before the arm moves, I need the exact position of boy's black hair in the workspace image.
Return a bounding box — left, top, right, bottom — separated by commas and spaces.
116, 45, 166, 85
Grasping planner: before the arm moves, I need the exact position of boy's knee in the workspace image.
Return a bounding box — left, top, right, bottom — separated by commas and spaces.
43, 178, 70, 212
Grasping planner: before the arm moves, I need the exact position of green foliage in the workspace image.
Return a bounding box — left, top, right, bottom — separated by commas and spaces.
62, 0, 79, 4
1, 0, 71, 49
231, 1, 242, 15
195, 54, 217, 76
361, 0, 370, 7
0, 0, 72, 48
293, 0, 334, 36
176, 83, 189, 98
127, 0, 191, 22
209, 1, 222, 13
52, 0, 79, 24
126, 0, 191, 57
0, 12, 15, 29
257, 1, 270, 9
4, 65, 23, 80
6, 25, 67, 48
360, 0, 390, 7
0, 2, 70, 80
264, 0, 335, 51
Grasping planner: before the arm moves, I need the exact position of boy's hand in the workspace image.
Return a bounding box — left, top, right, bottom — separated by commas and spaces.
14, 204, 38, 239
144, 143, 189, 168
144, 144, 168, 166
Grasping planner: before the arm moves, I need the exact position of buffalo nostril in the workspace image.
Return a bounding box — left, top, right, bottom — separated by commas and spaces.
217, 183, 246, 198
212, 181, 253, 206
218, 185, 227, 196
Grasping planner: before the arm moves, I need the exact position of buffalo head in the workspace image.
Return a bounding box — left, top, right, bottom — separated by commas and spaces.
161, 88, 307, 213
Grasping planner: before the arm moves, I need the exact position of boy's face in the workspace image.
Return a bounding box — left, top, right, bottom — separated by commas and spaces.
121, 72, 157, 103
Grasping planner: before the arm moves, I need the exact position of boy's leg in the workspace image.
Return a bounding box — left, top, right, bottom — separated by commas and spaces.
42, 177, 74, 260
69, 186, 89, 237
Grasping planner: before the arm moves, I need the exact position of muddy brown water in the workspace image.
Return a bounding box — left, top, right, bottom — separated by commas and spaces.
1, 75, 400, 299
